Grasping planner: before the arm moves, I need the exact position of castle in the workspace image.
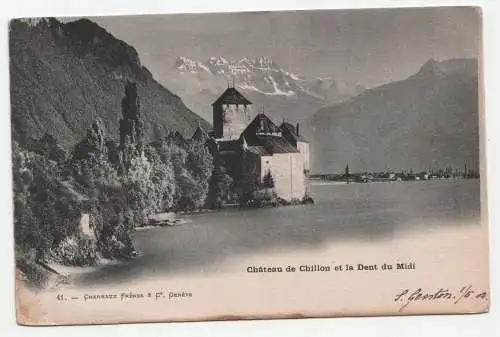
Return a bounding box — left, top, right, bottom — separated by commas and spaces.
195, 86, 310, 202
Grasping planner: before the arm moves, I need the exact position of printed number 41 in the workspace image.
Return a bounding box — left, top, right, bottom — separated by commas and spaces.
56, 294, 64, 301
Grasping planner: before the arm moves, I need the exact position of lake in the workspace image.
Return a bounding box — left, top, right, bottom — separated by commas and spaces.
74, 179, 481, 287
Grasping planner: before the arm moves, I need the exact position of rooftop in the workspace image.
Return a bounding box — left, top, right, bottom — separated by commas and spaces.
280, 121, 308, 142
246, 135, 299, 154
241, 114, 299, 154
242, 113, 282, 138
191, 126, 209, 141
212, 87, 252, 106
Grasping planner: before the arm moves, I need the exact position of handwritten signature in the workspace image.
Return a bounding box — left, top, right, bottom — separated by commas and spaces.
394, 286, 488, 312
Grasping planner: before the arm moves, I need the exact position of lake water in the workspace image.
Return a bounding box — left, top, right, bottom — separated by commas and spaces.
74, 179, 481, 287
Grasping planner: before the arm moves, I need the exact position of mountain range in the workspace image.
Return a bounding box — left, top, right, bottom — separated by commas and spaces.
307, 58, 480, 174
167, 56, 364, 123
9, 18, 480, 175
9, 18, 208, 151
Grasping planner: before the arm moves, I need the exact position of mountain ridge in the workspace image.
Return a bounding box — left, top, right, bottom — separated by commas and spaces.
9, 18, 209, 151
307, 58, 479, 174
174, 55, 311, 97
167, 55, 365, 124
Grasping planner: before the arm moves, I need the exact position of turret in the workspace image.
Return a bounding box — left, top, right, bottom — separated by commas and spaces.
212, 86, 252, 140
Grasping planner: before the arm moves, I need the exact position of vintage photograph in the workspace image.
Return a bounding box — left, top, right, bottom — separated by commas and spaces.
10, 7, 488, 325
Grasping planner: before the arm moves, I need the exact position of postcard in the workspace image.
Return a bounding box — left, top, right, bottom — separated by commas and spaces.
10, 6, 489, 325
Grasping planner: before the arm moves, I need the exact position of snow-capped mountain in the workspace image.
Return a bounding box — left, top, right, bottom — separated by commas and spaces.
174, 56, 211, 73
167, 56, 365, 123
174, 56, 313, 97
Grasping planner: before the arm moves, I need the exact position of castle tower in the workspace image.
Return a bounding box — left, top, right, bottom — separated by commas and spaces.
212, 86, 252, 140
279, 121, 310, 174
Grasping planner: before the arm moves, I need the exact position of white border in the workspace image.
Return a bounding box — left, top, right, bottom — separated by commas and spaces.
1, 1, 498, 336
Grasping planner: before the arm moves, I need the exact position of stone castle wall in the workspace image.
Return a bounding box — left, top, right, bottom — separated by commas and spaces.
297, 141, 310, 172
221, 104, 253, 140
260, 152, 305, 200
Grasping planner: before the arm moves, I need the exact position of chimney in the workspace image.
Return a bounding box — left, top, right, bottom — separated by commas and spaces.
296, 122, 300, 136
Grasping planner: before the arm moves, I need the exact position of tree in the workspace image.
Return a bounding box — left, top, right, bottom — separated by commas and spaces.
25, 133, 66, 165
206, 160, 233, 209
13, 142, 82, 260
184, 139, 214, 209
68, 118, 117, 194
82, 118, 107, 157
66, 119, 133, 258
119, 80, 143, 149
344, 164, 351, 183
186, 139, 213, 184
262, 169, 275, 189
144, 145, 176, 211
118, 81, 144, 174
152, 136, 214, 212
122, 154, 155, 225
154, 138, 192, 211
239, 152, 261, 203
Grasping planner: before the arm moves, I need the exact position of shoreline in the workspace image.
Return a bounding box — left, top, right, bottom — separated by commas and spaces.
22, 178, 479, 291
308, 177, 479, 186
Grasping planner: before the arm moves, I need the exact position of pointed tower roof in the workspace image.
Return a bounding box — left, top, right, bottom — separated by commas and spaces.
243, 113, 282, 136
192, 125, 209, 141
212, 87, 252, 106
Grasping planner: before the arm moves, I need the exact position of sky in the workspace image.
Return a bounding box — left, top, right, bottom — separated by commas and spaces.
74, 7, 480, 89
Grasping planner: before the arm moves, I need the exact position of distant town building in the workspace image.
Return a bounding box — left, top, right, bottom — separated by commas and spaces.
200, 86, 310, 201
